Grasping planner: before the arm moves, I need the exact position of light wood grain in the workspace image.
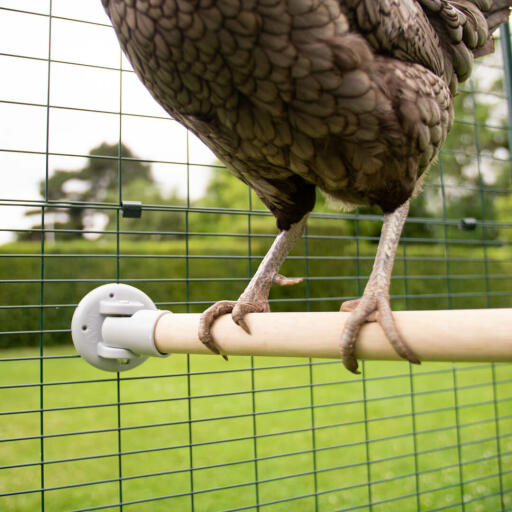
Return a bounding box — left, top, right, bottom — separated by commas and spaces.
154, 309, 512, 362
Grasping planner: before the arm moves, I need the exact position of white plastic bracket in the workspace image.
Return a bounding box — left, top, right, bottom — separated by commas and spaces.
71, 283, 170, 372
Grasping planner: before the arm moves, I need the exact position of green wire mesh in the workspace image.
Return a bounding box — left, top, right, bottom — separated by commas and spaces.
1, 2, 512, 511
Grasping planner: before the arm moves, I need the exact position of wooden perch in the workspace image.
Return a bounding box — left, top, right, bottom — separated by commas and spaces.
154, 309, 512, 362
72, 285, 512, 372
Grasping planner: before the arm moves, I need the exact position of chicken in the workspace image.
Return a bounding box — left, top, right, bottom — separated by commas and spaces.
102, 0, 512, 372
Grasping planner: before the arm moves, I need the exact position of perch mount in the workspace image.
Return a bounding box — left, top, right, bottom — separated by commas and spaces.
71, 283, 169, 372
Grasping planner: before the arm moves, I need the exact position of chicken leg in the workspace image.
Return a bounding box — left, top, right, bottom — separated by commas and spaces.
339, 200, 420, 373
199, 215, 308, 358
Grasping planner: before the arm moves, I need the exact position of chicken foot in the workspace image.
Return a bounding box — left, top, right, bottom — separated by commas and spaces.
339, 200, 420, 374
198, 215, 308, 358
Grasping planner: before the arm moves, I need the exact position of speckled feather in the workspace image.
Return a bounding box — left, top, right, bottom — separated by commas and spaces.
102, 0, 510, 228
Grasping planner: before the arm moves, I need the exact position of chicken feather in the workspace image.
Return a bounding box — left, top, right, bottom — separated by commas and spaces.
102, 0, 512, 370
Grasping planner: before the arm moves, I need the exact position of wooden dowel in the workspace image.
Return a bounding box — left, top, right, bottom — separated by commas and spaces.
153, 309, 512, 362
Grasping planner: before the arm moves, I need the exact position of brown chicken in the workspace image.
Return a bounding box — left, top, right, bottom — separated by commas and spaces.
102, 0, 512, 372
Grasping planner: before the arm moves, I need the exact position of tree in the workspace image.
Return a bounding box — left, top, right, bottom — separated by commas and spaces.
21, 142, 185, 241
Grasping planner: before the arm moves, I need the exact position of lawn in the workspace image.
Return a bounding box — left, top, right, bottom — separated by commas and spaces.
1, 345, 511, 512
1, 239, 512, 511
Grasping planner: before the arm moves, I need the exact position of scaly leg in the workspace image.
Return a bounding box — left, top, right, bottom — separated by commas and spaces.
340, 200, 420, 373
199, 215, 308, 358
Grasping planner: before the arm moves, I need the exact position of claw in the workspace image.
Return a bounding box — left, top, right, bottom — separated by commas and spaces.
340, 294, 419, 373
272, 273, 303, 286
339, 332, 361, 374
340, 296, 374, 373
343, 358, 361, 375
200, 330, 229, 361
376, 296, 420, 365
232, 301, 269, 335
198, 300, 236, 359
198, 300, 269, 358
234, 316, 251, 335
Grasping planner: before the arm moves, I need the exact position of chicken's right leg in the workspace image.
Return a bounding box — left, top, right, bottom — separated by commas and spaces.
339, 200, 420, 373
199, 216, 308, 358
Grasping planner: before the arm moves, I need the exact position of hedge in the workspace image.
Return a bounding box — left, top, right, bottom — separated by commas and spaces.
1, 236, 511, 348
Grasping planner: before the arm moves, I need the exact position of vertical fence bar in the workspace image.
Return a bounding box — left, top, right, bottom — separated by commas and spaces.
247, 188, 261, 511
40, 2, 53, 509
452, 367, 466, 512
184, 130, 195, 511
250, 354, 260, 512
493, 22, 512, 510
491, 360, 506, 512
438, 142, 464, 511
115, 42, 125, 512
501, 22, 512, 174
402, 221, 421, 511
354, 211, 373, 510
304, 223, 319, 511
39, 204, 46, 512
468, 79, 491, 306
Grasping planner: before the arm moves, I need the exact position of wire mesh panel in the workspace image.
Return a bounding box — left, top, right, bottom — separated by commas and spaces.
1, 1, 512, 511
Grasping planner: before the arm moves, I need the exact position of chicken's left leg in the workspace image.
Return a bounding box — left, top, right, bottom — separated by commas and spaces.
199, 215, 308, 357
340, 200, 420, 373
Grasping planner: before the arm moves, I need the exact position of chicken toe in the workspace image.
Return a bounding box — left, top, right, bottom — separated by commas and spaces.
197, 216, 308, 358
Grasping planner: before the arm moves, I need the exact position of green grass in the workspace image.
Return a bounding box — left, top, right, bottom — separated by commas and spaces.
1, 345, 511, 512
1, 238, 512, 510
